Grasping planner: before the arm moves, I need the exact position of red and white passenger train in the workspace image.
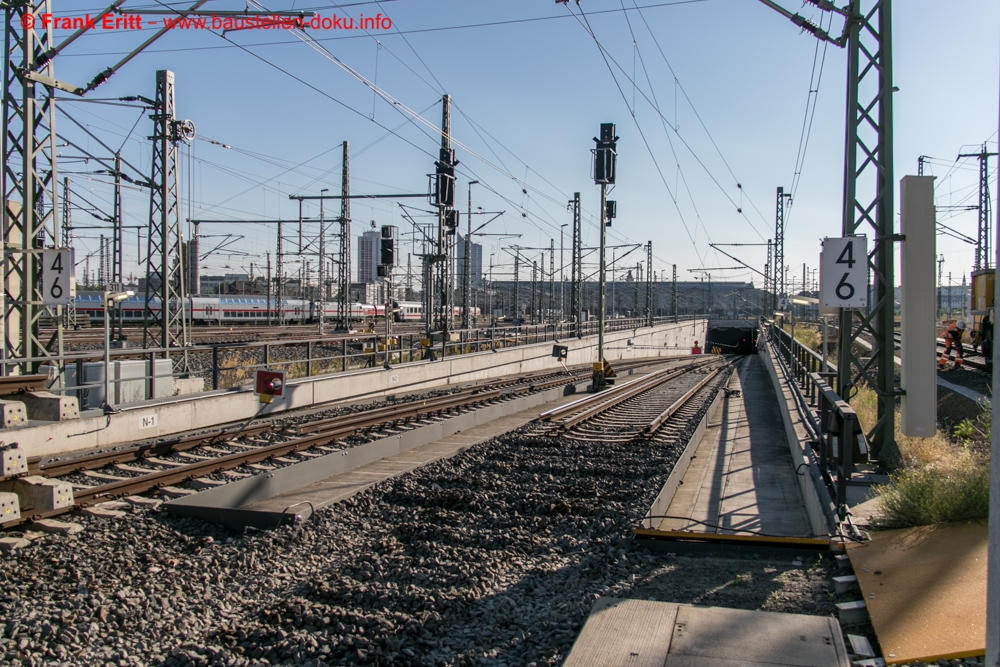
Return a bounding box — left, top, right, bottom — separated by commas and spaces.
75, 293, 478, 326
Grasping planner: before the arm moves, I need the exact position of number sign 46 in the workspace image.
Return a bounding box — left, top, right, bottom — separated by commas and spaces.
41, 249, 75, 306
820, 236, 868, 310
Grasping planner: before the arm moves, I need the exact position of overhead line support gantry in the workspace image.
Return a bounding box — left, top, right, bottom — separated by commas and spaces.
758, 0, 900, 465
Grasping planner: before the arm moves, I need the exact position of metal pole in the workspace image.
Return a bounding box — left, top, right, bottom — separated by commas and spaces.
338, 141, 351, 330
103, 294, 111, 409
318, 188, 327, 335
560, 224, 566, 319
576, 205, 583, 332
276, 221, 284, 325
672, 264, 678, 322
463, 181, 477, 328
597, 181, 608, 389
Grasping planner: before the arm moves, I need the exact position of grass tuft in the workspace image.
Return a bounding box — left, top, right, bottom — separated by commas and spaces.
850, 386, 991, 528
871, 451, 989, 528
783, 323, 821, 351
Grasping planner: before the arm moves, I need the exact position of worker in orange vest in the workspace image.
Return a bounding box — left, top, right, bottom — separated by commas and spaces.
939, 320, 965, 368
692, 340, 702, 355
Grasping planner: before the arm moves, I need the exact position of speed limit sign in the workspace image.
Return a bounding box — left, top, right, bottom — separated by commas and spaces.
820, 236, 868, 310
41, 249, 75, 306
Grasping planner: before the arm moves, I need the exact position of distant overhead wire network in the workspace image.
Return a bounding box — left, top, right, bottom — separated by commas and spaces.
565, 1, 778, 280
59, 0, 724, 278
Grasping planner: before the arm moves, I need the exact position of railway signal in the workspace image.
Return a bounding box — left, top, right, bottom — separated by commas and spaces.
592, 122, 618, 392
255, 369, 286, 405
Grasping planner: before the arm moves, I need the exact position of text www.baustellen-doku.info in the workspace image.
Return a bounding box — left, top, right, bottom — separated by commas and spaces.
22, 12, 392, 31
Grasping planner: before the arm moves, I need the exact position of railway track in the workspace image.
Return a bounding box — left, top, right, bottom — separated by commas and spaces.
3, 359, 679, 529
536, 357, 730, 442
891, 330, 992, 372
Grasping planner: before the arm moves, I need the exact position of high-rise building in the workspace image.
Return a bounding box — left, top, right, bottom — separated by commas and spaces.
358, 230, 381, 284
456, 234, 483, 288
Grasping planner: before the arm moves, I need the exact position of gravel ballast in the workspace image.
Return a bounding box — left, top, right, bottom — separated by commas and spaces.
0, 386, 984, 666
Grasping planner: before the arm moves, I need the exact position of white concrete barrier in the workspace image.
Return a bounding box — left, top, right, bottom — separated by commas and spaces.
8, 320, 706, 459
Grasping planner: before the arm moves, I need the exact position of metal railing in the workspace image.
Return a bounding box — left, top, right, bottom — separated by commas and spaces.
18, 315, 704, 410
763, 319, 868, 525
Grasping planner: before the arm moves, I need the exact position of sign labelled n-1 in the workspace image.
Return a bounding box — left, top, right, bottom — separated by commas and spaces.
820, 236, 868, 310
41, 249, 75, 306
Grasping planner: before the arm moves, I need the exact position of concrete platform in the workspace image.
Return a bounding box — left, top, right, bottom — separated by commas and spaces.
653, 355, 811, 538
243, 389, 586, 514
563, 598, 850, 666
165, 380, 592, 529
845, 520, 987, 665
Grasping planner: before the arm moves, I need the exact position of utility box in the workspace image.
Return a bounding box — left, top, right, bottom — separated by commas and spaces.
67, 358, 174, 409
970, 268, 994, 314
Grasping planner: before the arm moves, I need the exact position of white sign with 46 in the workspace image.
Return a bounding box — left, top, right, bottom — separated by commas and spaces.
820, 236, 868, 310
41, 249, 75, 306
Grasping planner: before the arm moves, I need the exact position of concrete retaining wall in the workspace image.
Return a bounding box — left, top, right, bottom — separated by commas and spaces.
9, 320, 706, 459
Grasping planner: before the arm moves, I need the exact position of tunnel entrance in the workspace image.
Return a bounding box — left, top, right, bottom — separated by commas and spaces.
705, 323, 757, 355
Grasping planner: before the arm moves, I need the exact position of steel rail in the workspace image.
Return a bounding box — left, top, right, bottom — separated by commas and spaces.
539, 359, 718, 427
548, 369, 691, 431
26, 423, 275, 478
69, 375, 582, 504
0, 375, 49, 394
295, 389, 505, 435
644, 367, 724, 435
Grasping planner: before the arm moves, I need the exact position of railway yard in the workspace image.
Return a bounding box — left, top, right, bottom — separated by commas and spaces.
0, 353, 856, 667
0, 320, 989, 667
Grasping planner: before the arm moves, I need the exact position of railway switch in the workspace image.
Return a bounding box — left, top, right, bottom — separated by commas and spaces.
255, 370, 286, 405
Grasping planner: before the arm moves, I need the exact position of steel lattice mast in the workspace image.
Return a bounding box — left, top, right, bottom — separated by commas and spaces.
337, 141, 351, 330
774, 186, 790, 303
61, 177, 76, 329
142, 70, 191, 372
759, 0, 899, 464
2, 1, 62, 374
957, 145, 997, 271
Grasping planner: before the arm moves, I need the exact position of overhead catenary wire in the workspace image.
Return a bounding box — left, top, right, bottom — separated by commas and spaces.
568, 3, 769, 246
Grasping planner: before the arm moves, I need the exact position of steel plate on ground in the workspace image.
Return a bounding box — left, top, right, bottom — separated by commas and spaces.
845, 520, 986, 664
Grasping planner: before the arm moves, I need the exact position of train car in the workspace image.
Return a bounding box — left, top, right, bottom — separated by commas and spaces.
390, 302, 480, 323
393, 301, 424, 322
76, 292, 162, 325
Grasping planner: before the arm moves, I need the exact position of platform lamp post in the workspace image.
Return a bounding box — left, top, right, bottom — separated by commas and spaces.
103, 289, 134, 413
592, 123, 618, 392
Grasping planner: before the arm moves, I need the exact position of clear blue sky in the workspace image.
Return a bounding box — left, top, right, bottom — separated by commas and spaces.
52, 0, 999, 291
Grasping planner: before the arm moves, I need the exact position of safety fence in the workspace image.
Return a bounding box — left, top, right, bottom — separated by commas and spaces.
764, 320, 869, 526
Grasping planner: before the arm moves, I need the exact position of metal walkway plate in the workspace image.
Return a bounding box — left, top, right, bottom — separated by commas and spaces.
845, 520, 986, 664
563, 598, 849, 666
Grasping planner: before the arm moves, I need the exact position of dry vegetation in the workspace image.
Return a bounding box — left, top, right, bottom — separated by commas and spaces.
851, 387, 990, 528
